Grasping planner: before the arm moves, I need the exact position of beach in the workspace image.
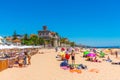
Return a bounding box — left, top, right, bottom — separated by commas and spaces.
0, 48, 120, 80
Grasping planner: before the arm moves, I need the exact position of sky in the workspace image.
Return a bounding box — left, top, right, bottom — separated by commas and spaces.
0, 0, 120, 46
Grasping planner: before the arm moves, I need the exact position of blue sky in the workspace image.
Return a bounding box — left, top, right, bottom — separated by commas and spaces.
0, 0, 120, 46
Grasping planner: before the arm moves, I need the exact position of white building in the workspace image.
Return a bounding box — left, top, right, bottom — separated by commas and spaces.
0, 36, 3, 45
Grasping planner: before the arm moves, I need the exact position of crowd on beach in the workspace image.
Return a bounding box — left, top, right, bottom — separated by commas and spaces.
55, 47, 120, 73
0, 47, 39, 69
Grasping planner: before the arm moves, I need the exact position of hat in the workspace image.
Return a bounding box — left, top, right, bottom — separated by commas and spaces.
61, 48, 65, 51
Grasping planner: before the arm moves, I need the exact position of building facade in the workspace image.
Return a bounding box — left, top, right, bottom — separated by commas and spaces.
38, 26, 60, 47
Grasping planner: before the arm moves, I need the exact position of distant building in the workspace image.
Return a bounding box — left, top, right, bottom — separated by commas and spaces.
0, 36, 3, 45
38, 26, 54, 39
38, 26, 60, 47
5, 37, 13, 45
5, 35, 22, 46
16, 35, 24, 39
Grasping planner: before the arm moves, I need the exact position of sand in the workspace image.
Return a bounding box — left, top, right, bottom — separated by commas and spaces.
0, 48, 120, 80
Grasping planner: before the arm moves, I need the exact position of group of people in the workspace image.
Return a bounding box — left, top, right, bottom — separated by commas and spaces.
0, 48, 40, 68
56, 47, 76, 65
15, 51, 31, 67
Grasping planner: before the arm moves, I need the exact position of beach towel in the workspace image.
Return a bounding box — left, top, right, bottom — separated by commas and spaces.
60, 66, 69, 70
69, 69, 82, 74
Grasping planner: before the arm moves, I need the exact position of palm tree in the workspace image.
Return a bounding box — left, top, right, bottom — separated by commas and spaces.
30, 34, 39, 45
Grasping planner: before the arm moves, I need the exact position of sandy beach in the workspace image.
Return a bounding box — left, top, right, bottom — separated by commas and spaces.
0, 48, 120, 80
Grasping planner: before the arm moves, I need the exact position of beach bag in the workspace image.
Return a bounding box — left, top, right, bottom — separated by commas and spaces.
65, 54, 70, 60
60, 61, 68, 67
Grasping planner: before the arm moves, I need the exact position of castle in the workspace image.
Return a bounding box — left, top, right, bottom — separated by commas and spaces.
38, 26, 60, 47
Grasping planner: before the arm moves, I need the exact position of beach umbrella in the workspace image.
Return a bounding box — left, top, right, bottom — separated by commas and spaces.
59, 52, 65, 57
68, 47, 73, 52
103, 49, 109, 54
87, 53, 96, 57
83, 51, 90, 55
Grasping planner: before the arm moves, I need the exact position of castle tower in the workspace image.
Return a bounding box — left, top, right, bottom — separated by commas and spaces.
43, 26, 47, 31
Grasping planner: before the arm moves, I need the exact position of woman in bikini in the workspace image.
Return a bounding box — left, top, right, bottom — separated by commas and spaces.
71, 50, 75, 65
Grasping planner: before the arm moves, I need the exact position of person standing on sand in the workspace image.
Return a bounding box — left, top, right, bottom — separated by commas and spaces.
65, 49, 70, 64
27, 51, 31, 65
55, 47, 58, 52
115, 51, 118, 58
23, 52, 28, 66
71, 50, 75, 65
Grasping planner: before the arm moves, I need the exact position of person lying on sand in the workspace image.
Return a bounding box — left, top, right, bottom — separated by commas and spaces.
92, 57, 101, 63
111, 62, 120, 65
86, 56, 93, 61
103, 56, 112, 62
106, 56, 112, 62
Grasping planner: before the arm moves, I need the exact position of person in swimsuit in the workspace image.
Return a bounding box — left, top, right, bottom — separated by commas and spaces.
71, 50, 75, 65
115, 51, 118, 58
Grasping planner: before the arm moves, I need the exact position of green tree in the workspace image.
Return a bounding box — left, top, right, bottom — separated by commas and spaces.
46, 39, 51, 45
13, 31, 17, 40
21, 34, 29, 45
24, 34, 29, 40
60, 38, 65, 44
60, 38, 68, 44
70, 42, 76, 47
29, 34, 39, 45
38, 38, 45, 45
66, 40, 70, 44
